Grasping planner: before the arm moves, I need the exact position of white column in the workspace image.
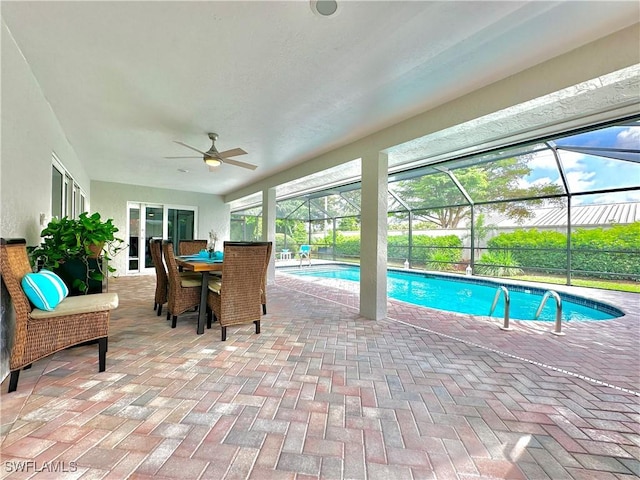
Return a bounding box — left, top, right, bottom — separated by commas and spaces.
262, 187, 277, 284
359, 151, 388, 320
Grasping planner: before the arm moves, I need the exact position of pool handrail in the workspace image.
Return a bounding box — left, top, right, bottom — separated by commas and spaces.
489, 286, 511, 330
535, 290, 564, 335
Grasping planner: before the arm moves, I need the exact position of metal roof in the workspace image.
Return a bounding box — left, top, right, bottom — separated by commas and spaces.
490, 202, 639, 228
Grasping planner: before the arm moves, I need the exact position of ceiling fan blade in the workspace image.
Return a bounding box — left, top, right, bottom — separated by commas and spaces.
222, 157, 258, 170
173, 140, 208, 156
217, 147, 248, 159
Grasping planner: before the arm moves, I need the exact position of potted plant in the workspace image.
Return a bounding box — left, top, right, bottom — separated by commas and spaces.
30, 212, 126, 295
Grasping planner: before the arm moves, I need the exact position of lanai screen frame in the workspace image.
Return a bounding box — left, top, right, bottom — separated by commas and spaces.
230, 115, 639, 286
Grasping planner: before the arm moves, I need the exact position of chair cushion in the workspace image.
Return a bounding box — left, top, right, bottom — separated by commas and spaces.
180, 277, 202, 288
208, 278, 222, 294
31, 292, 119, 319
21, 269, 69, 311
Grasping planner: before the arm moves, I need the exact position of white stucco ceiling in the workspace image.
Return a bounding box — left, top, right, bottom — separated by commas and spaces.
2, 1, 638, 196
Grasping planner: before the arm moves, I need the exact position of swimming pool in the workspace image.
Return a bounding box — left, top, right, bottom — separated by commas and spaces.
281, 264, 623, 321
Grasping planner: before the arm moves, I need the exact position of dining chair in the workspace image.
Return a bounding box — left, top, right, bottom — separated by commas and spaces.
149, 238, 168, 316
206, 242, 271, 341
261, 242, 272, 314
162, 240, 203, 328
178, 240, 208, 256
0, 238, 118, 392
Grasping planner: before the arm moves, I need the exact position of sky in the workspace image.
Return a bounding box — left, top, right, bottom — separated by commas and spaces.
522, 124, 640, 205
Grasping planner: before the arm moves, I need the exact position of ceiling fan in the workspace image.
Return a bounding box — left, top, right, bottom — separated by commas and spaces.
165, 133, 257, 171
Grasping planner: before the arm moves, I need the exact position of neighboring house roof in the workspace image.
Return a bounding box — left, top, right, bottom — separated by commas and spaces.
488, 202, 639, 229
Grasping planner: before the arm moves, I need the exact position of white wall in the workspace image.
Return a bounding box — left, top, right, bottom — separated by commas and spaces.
0, 20, 93, 382
0, 20, 90, 243
91, 181, 229, 275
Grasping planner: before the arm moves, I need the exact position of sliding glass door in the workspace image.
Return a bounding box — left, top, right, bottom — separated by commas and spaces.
127, 203, 197, 274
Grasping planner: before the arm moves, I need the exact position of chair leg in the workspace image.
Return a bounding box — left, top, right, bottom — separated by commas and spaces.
171, 316, 178, 328
166, 310, 171, 321
8, 370, 20, 393
262, 303, 266, 315
154, 302, 158, 311
98, 337, 107, 372
221, 326, 227, 342
157, 304, 163, 317
207, 309, 212, 329
254, 320, 261, 334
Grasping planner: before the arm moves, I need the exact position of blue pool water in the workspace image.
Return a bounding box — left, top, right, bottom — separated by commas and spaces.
282, 265, 623, 321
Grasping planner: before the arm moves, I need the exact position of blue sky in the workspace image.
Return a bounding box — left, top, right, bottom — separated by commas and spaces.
522, 125, 640, 205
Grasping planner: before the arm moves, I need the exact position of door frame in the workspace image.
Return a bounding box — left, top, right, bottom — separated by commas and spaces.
126, 202, 199, 274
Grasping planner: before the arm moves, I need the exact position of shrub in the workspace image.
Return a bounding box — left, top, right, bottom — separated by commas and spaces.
476, 251, 523, 277
485, 223, 640, 279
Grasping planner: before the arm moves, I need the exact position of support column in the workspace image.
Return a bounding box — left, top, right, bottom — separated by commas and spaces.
359, 152, 388, 320
262, 187, 277, 285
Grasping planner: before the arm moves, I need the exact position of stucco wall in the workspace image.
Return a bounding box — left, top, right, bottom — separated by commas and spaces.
0, 20, 92, 382
90, 181, 229, 276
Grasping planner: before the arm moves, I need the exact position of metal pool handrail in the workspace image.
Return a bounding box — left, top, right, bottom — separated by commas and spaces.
535, 290, 564, 336
489, 286, 511, 331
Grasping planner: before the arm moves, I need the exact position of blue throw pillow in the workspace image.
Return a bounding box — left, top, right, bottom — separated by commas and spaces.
21, 269, 69, 311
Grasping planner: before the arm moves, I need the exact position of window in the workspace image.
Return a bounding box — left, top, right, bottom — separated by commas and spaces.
51, 154, 87, 219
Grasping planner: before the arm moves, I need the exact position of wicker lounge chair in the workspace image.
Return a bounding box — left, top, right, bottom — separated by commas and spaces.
0, 238, 118, 393
178, 240, 208, 256
162, 240, 203, 328
207, 242, 270, 341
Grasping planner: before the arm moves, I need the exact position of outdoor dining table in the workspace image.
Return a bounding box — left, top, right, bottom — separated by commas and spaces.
175, 255, 223, 334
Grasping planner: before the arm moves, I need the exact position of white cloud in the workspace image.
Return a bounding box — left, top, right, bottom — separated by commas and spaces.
558, 150, 584, 170
517, 176, 558, 189
575, 190, 640, 205
527, 150, 557, 169
566, 170, 595, 191
616, 128, 640, 149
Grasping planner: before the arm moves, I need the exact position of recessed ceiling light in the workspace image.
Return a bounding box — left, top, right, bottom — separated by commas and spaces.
310, 0, 339, 17
178, 168, 189, 173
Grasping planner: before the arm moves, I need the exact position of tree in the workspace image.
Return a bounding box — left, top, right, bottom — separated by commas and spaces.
392, 157, 563, 228
338, 216, 359, 231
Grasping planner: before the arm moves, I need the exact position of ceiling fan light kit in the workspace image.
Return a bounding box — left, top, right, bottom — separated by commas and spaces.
169, 133, 257, 171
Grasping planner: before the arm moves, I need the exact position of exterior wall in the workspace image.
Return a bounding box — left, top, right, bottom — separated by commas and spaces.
0, 20, 93, 383
90, 181, 229, 276
0, 20, 90, 244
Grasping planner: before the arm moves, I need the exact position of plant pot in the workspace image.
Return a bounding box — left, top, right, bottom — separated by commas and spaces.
54, 258, 103, 296
87, 242, 104, 258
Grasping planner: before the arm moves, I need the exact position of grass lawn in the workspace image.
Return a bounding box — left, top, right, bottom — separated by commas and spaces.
512, 275, 640, 293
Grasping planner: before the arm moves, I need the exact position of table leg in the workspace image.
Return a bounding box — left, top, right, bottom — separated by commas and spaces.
197, 271, 209, 334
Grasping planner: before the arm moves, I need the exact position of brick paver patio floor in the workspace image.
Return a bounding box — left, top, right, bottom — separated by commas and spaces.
1, 272, 638, 479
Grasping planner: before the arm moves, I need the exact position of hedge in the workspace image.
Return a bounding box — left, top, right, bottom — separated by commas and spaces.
486, 223, 640, 279
304, 232, 463, 266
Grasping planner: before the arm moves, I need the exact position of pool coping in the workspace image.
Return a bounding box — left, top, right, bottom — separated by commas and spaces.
278, 262, 634, 319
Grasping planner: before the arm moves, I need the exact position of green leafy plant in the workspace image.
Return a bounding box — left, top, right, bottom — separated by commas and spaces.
30, 212, 126, 294
475, 250, 523, 277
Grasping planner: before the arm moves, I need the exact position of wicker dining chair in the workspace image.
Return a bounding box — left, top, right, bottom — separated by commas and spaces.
0, 238, 118, 393
178, 240, 208, 256
149, 238, 168, 316
261, 241, 272, 315
162, 240, 203, 328
206, 242, 271, 341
